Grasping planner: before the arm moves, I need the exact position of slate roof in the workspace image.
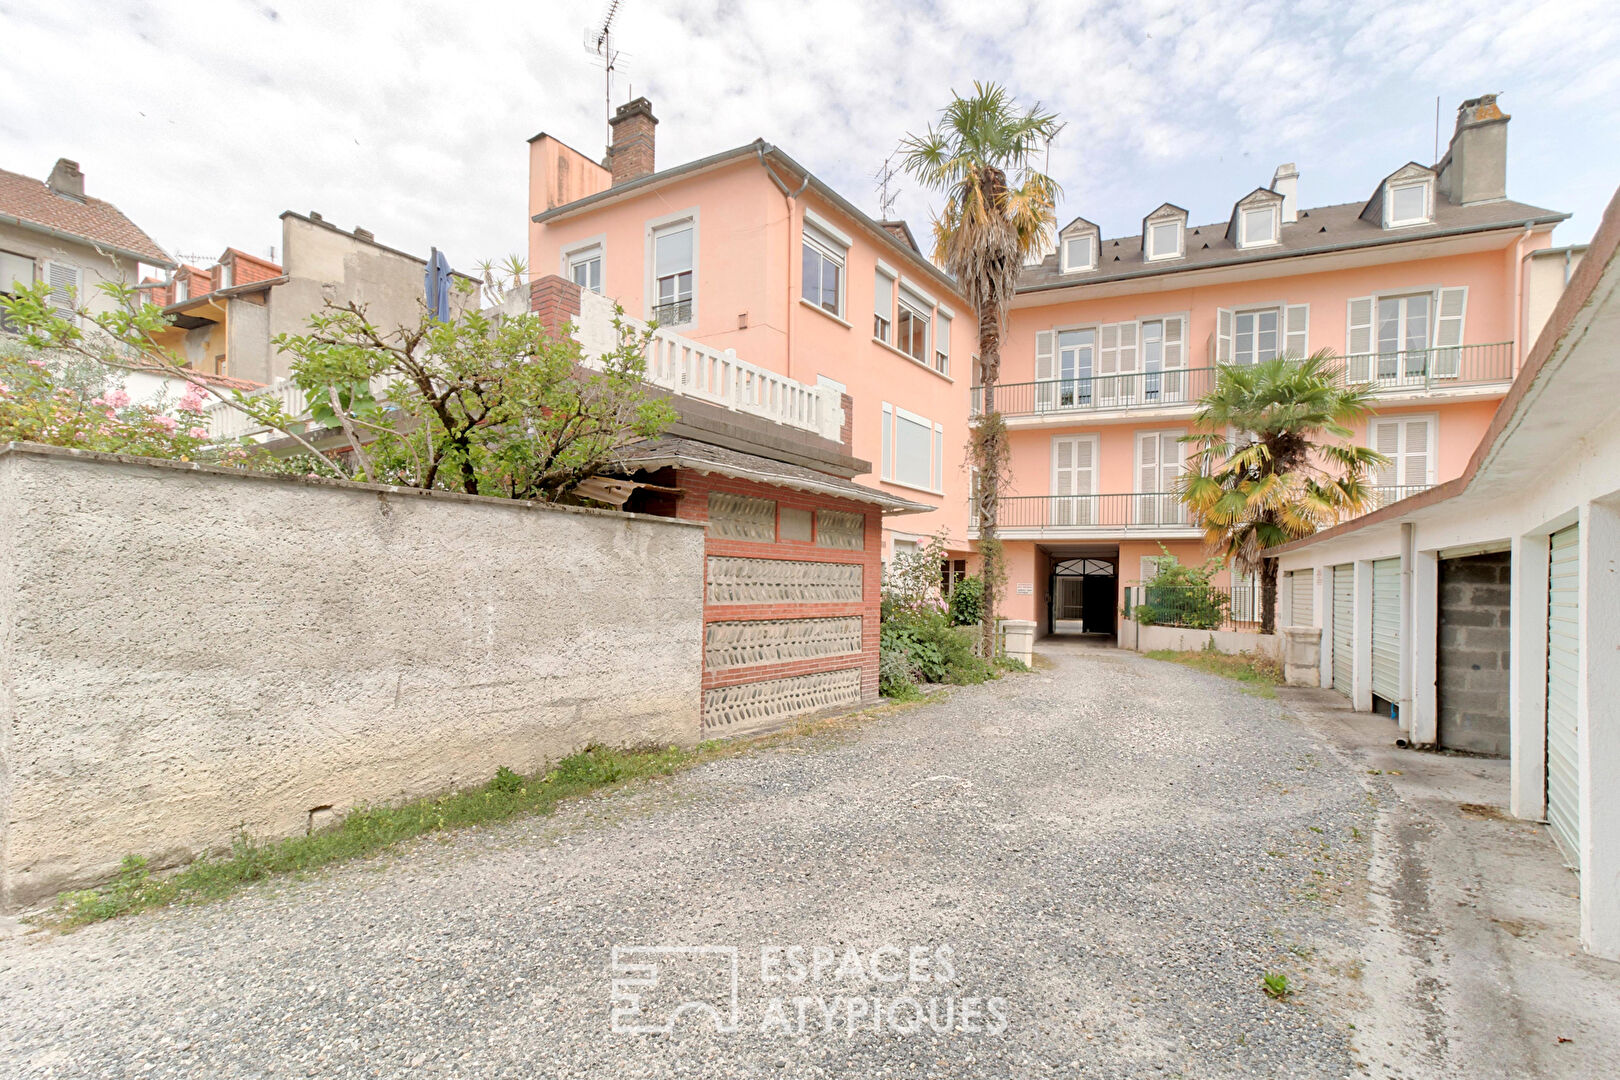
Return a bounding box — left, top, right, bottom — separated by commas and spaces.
1018, 197, 1565, 293
0, 166, 172, 266
613, 435, 934, 514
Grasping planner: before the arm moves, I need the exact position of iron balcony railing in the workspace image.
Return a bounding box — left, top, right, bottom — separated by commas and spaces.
1366, 483, 1433, 510
971, 492, 1191, 531
971, 342, 1515, 419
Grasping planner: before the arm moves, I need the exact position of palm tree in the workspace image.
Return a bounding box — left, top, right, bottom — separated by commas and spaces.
1179, 352, 1387, 634
901, 82, 1061, 653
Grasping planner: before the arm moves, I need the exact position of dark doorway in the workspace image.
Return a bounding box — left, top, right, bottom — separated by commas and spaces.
1051, 558, 1118, 637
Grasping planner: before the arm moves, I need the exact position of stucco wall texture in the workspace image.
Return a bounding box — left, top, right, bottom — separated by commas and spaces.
0, 445, 706, 911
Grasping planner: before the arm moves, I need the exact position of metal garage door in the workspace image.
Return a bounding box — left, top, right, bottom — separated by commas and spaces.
1332, 565, 1353, 695
1371, 558, 1401, 704
1546, 525, 1580, 861
1289, 571, 1314, 626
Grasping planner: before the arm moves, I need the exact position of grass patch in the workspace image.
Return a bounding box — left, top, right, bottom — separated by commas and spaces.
1144, 648, 1284, 698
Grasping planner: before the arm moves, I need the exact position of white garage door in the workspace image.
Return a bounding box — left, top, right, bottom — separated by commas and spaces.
1371, 558, 1400, 704
1546, 524, 1580, 861
1332, 565, 1353, 695
1289, 571, 1314, 626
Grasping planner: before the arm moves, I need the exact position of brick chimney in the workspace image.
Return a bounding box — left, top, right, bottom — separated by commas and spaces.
1438, 94, 1509, 206
607, 97, 657, 185
47, 158, 84, 200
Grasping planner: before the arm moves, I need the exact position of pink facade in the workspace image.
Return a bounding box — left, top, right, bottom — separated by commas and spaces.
528, 138, 975, 559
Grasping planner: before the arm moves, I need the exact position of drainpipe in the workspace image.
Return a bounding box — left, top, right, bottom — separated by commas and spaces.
1511, 222, 1535, 373
757, 143, 809, 381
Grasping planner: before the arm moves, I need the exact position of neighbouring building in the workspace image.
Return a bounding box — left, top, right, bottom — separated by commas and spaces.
1273, 185, 1620, 960
988, 95, 1572, 640
1, 157, 174, 330
527, 98, 977, 567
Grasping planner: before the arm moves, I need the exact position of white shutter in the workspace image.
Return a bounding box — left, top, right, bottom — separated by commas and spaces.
881, 403, 893, 480
1332, 565, 1354, 694
1402, 418, 1430, 487
1117, 321, 1138, 373
1347, 297, 1374, 380
1215, 308, 1233, 364
1162, 315, 1185, 400
44, 261, 81, 317
1433, 287, 1467, 377
933, 422, 944, 491
1284, 303, 1309, 358
1034, 330, 1055, 411
1546, 524, 1580, 859
1289, 571, 1315, 626
1371, 419, 1399, 489
1138, 431, 1159, 524
1099, 323, 1119, 375
1053, 437, 1093, 525
1371, 558, 1401, 702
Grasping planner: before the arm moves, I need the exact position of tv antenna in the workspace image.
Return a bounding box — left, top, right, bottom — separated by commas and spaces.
874, 150, 899, 219
1042, 121, 1068, 175
583, 0, 627, 147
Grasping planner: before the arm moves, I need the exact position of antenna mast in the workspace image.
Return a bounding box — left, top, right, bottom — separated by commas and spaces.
583, 0, 626, 147
874, 150, 899, 219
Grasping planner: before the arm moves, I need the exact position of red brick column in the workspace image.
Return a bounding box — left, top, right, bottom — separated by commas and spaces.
530, 274, 582, 337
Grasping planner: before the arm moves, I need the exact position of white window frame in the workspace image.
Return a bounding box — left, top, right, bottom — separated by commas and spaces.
934, 306, 952, 376
1385, 180, 1432, 228
1060, 233, 1096, 273
644, 209, 698, 327
801, 216, 848, 319
896, 286, 932, 365
561, 234, 606, 294
1367, 412, 1438, 491
173, 275, 189, 302
881, 401, 944, 495
1146, 220, 1182, 261
1231, 305, 1283, 365
217, 262, 234, 290
1238, 205, 1278, 248
873, 262, 896, 344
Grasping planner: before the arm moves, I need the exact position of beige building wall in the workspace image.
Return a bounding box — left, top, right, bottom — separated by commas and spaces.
0, 445, 706, 911
0, 221, 139, 320
1522, 245, 1586, 353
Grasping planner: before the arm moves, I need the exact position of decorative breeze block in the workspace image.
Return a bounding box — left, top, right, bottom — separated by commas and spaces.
705, 617, 863, 670
707, 492, 777, 541
702, 668, 863, 731
815, 509, 864, 550
706, 557, 863, 604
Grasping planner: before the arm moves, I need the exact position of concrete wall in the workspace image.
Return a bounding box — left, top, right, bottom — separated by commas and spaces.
1437, 551, 1512, 755
0, 444, 705, 911
1120, 619, 1281, 659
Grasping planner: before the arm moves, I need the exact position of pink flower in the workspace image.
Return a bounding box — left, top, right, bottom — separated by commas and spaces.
152, 415, 179, 433
106, 389, 130, 408
188, 426, 208, 439
178, 386, 207, 412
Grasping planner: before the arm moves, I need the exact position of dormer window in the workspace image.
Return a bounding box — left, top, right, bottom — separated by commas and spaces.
1387, 181, 1431, 227
1239, 206, 1277, 247
1147, 221, 1181, 260
1061, 234, 1094, 273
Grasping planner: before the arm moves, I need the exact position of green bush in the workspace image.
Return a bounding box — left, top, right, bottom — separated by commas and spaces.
879, 640, 918, 696
947, 575, 985, 627
881, 610, 994, 688
1137, 547, 1229, 629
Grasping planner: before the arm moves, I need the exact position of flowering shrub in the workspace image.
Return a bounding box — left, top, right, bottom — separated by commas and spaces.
0, 347, 231, 462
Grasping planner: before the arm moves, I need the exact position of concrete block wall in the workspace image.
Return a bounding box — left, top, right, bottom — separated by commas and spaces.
0, 445, 706, 911
1437, 551, 1512, 755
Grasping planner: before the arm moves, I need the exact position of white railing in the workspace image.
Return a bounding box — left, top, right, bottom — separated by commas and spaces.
203, 378, 308, 442
576, 288, 844, 443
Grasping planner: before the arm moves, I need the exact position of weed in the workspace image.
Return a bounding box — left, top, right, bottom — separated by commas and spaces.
1143, 649, 1283, 698
1262, 972, 1291, 1000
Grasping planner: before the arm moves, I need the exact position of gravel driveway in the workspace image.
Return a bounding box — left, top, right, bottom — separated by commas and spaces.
0, 640, 1373, 1079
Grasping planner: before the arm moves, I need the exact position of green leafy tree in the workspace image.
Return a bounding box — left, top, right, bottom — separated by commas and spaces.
1179, 352, 1386, 633
901, 82, 1061, 654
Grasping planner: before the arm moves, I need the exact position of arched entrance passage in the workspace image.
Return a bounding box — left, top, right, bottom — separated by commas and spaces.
1051, 557, 1117, 636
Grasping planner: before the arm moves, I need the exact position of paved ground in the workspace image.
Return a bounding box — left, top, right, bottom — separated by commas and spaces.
0, 640, 1612, 1078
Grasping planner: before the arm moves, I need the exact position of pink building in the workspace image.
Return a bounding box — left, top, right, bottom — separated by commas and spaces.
528, 99, 977, 568
988, 95, 1569, 638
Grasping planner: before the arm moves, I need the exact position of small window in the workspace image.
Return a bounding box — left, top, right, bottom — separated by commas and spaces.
567, 245, 603, 293
874, 269, 894, 342
1388, 182, 1429, 227
651, 222, 694, 325
0, 250, 32, 333
217, 262, 234, 290
1148, 221, 1180, 260
173, 276, 189, 302
801, 224, 845, 317
896, 289, 930, 364
1240, 206, 1277, 247
1061, 234, 1094, 273
934, 311, 951, 376
882, 402, 943, 492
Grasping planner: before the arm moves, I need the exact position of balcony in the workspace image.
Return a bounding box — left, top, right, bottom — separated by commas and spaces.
967, 493, 1199, 540
1366, 483, 1433, 509
971, 342, 1515, 422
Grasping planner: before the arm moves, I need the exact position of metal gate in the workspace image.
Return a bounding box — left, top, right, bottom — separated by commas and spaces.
1371, 558, 1401, 704
1332, 565, 1353, 695
1546, 525, 1580, 861
1289, 571, 1314, 626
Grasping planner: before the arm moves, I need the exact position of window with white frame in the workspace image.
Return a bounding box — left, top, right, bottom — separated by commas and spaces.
1061, 234, 1095, 273
934, 310, 951, 375
873, 267, 894, 342
217, 262, 234, 290
1215, 304, 1307, 364
1147, 220, 1181, 260
801, 222, 845, 316
881, 402, 944, 493
650, 220, 694, 325
1346, 287, 1467, 381
173, 275, 189, 302
1239, 205, 1277, 247
566, 243, 603, 293
1369, 415, 1435, 499
896, 287, 930, 364
1386, 181, 1431, 227
1234, 308, 1279, 365
0, 249, 33, 333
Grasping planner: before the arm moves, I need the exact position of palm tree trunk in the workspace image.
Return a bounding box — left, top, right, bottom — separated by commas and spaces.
1259, 557, 1279, 636
976, 302, 1006, 656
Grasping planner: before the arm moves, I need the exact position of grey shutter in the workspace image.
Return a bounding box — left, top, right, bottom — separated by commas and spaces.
1371, 557, 1401, 703
1546, 524, 1580, 861
1347, 297, 1374, 380
45, 261, 81, 316
1332, 565, 1354, 694
1289, 570, 1314, 626
1433, 287, 1467, 377
1284, 303, 1309, 358
1035, 329, 1055, 411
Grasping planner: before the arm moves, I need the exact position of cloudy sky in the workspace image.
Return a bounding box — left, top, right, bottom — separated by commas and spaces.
2, 0, 1615, 274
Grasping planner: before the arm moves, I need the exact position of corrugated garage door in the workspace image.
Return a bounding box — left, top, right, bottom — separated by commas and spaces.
1332, 565, 1353, 695
1290, 570, 1314, 626
1546, 525, 1580, 861
1371, 558, 1401, 704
